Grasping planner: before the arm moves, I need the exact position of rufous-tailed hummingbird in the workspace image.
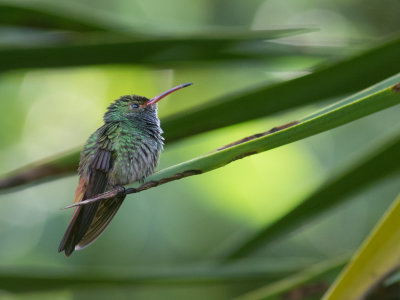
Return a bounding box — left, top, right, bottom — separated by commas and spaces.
59, 83, 193, 257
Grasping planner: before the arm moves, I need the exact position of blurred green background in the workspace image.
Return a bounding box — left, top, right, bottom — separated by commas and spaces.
0, 0, 400, 299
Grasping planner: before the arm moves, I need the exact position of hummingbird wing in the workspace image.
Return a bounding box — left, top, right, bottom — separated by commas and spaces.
59, 124, 125, 256
75, 192, 125, 250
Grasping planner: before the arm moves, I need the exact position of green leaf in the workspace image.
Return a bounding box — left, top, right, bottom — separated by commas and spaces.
234, 255, 347, 300
0, 1, 312, 38
125, 74, 400, 191
0, 150, 80, 192
161, 36, 400, 140
0, 29, 313, 71
0, 1, 121, 32
1, 37, 399, 192
0, 265, 296, 293
224, 128, 400, 261
321, 192, 400, 300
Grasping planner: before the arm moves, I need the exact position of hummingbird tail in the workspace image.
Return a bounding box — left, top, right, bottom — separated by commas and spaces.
58, 196, 125, 256
58, 176, 126, 256
58, 177, 88, 256
59, 146, 119, 256
75, 195, 125, 250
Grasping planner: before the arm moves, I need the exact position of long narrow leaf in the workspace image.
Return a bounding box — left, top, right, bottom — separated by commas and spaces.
224, 129, 400, 261
0, 1, 121, 32
1, 38, 399, 191
70, 75, 400, 210
0, 29, 313, 70
127, 74, 400, 189
322, 193, 400, 300
161, 36, 400, 140
0, 264, 298, 293
234, 255, 347, 300
0, 1, 312, 38
1, 256, 321, 293
0, 150, 79, 191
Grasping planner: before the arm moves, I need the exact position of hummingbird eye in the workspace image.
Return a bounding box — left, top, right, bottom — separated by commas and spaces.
130, 103, 140, 109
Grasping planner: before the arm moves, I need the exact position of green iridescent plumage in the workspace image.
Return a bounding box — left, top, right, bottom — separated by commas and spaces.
58, 85, 192, 257
80, 115, 163, 186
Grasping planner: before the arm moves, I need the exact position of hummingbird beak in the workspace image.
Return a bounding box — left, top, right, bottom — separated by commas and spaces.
146, 82, 193, 106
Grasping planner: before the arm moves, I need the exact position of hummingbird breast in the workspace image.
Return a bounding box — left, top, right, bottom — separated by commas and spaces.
108, 122, 163, 186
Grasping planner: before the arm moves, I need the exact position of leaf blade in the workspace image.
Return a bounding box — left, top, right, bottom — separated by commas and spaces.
0, 29, 314, 71
322, 192, 400, 300
224, 127, 400, 261
0, 1, 117, 32
162, 36, 400, 141
1, 37, 399, 191
234, 256, 347, 300
0, 263, 300, 293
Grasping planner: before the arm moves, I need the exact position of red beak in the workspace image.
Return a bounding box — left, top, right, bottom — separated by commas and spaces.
146, 82, 193, 106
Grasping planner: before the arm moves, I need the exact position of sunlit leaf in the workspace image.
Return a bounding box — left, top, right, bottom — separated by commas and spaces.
322, 193, 400, 300
162, 36, 400, 140
224, 129, 400, 261
65, 74, 400, 211
0, 37, 399, 191
234, 255, 347, 300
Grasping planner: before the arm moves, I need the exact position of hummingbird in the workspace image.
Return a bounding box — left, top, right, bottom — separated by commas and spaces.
58, 82, 193, 257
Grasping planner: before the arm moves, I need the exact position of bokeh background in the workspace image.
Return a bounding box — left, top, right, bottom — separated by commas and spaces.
0, 0, 400, 299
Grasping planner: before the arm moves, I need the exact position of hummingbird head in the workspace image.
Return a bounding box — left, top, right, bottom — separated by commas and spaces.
104, 83, 193, 124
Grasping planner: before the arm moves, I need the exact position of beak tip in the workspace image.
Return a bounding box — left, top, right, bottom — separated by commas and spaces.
183, 82, 194, 87
147, 82, 193, 106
